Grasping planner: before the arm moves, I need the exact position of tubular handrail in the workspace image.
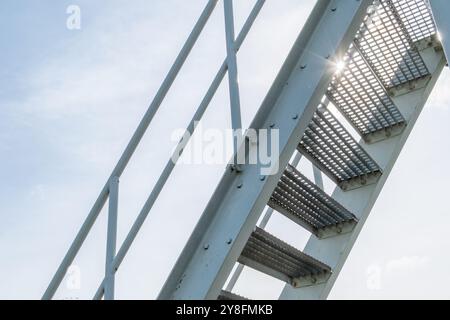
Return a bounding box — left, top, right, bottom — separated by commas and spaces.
43, 0, 266, 300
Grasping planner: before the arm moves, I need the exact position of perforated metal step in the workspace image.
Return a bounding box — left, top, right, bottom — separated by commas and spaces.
353, 0, 433, 90
392, 0, 436, 43
387, 0, 439, 96
268, 165, 357, 238
238, 227, 331, 288
298, 107, 382, 191
327, 46, 407, 143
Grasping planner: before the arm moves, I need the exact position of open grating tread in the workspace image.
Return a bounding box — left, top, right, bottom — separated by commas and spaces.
327, 46, 406, 142
298, 107, 382, 190
268, 165, 358, 238
353, 0, 432, 89
390, 0, 436, 43
239, 228, 331, 287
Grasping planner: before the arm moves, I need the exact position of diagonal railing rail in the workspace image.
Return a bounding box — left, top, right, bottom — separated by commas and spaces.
43, 0, 266, 300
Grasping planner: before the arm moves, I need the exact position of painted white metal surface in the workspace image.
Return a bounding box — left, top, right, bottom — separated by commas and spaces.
159, 0, 373, 300
280, 45, 446, 300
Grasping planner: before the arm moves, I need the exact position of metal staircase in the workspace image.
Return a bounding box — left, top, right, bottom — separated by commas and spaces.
43, 0, 450, 300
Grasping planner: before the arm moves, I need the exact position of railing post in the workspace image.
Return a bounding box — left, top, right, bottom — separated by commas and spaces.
224, 0, 243, 161
104, 176, 119, 300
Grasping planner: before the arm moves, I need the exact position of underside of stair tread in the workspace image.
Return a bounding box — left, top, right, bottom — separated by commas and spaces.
353, 0, 434, 89
392, 0, 436, 43
327, 46, 406, 142
238, 227, 331, 287
268, 164, 357, 238
298, 107, 382, 191
218, 290, 249, 300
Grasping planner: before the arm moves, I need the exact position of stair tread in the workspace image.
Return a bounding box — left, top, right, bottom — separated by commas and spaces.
238, 228, 331, 287
269, 165, 357, 238
391, 0, 436, 44
327, 46, 406, 142
298, 107, 382, 190
353, 0, 433, 89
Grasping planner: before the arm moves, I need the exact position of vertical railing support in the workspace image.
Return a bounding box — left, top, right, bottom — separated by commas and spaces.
224, 0, 243, 161
104, 176, 119, 300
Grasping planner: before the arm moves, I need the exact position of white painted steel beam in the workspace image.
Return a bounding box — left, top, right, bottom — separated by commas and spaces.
159, 0, 373, 300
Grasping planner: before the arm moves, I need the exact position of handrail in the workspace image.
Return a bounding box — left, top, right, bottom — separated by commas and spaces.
93, 0, 265, 300
43, 0, 266, 300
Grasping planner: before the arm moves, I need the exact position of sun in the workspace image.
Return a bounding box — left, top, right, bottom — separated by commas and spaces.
335, 60, 346, 73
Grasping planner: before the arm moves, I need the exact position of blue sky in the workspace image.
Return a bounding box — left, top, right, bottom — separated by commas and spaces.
1, 0, 450, 300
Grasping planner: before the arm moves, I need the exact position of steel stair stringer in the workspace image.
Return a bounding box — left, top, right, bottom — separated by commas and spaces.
158, 0, 373, 300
